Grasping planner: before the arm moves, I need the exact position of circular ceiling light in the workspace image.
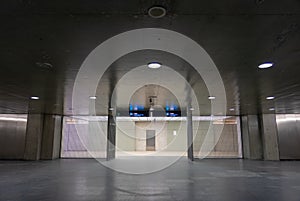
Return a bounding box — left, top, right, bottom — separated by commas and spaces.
266, 96, 275, 100
89, 96, 97, 100
30, 96, 39, 100
36, 62, 53, 69
208, 96, 216, 100
258, 62, 274, 69
148, 6, 167, 19
147, 62, 162, 69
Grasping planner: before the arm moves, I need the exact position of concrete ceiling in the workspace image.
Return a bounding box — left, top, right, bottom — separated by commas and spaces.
0, 0, 300, 116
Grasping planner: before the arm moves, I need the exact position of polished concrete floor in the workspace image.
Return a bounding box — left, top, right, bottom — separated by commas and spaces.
0, 158, 300, 201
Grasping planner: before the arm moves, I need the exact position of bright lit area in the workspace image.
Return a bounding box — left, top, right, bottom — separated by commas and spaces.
60, 116, 242, 159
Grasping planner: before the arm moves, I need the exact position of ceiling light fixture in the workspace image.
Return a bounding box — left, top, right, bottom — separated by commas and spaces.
109, 107, 114, 111
266, 96, 275, 100
269, 108, 275, 111
89, 96, 97, 100
258, 62, 274, 69
147, 62, 162, 69
148, 6, 167, 19
30, 96, 39, 100
208, 96, 216, 100
229, 108, 235, 111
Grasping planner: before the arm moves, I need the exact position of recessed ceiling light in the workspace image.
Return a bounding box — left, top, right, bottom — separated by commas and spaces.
269, 108, 275, 111
148, 6, 167, 18
208, 96, 216, 100
30, 96, 39, 100
147, 62, 161, 69
258, 62, 274, 69
89, 96, 97, 100
266, 96, 275, 100
36, 62, 53, 69
229, 108, 235, 111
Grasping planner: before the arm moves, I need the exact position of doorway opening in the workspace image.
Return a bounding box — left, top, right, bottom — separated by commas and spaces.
146, 130, 156, 151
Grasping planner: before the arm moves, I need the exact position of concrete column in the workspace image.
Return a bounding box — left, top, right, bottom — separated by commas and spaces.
40, 115, 62, 160
106, 109, 116, 160
241, 115, 263, 160
187, 107, 194, 161
24, 114, 44, 160
261, 114, 280, 160
24, 113, 63, 160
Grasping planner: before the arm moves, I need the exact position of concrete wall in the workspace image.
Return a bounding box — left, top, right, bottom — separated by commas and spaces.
166, 121, 187, 151
276, 114, 300, 159
115, 119, 240, 156
61, 117, 107, 158
116, 120, 187, 152
241, 114, 280, 161
116, 121, 135, 151
135, 121, 168, 151
193, 119, 240, 158
0, 115, 27, 159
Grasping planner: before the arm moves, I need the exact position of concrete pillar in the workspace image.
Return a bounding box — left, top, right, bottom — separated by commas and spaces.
24, 114, 44, 160
187, 107, 194, 161
107, 108, 116, 160
241, 115, 263, 160
24, 113, 62, 160
261, 114, 280, 160
40, 115, 62, 160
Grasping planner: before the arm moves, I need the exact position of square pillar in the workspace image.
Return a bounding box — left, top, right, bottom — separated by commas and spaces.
241, 115, 263, 160
261, 114, 280, 160
24, 114, 44, 160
